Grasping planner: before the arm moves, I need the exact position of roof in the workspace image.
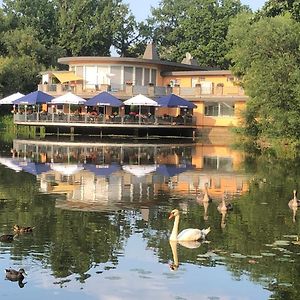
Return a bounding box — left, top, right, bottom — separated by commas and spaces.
52, 71, 83, 83
58, 57, 208, 71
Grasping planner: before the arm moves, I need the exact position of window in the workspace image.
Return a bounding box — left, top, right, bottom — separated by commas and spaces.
150, 69, 157, 85
124, 66, 134, 84
135, 67, 143, 85
204, 102, 234, 116
144, 68, 150, 85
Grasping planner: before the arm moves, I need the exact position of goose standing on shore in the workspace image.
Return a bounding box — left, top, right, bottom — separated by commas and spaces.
288, 190, 299, 209
168, 209, 211, 241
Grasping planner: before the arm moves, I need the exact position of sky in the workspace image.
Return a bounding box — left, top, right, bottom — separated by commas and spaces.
124, 0, 267, 21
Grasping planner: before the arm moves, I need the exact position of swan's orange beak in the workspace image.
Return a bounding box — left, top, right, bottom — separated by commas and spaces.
168, 213, 174, 219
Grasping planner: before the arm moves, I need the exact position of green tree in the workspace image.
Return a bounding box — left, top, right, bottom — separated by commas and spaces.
0, 56, 41, 96
147, 0, 249, 68
55, 0, 121, 56
112, 4, 141, 57
227, 13, 300, 145
258, 0, 300, 21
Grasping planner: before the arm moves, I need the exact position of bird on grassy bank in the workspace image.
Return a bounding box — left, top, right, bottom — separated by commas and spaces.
13, 224, 35, 233
168, 209, 211, 241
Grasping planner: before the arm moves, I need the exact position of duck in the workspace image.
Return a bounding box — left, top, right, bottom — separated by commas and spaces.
5, 268, 27, 281
288, 190, 300, 208
13, 224, 35, 233
168, 209, 211, 241
0, 234, 17, 242
217, 193, 233, 212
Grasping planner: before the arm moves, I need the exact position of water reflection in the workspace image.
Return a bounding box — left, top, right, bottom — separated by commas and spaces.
2, 137, 293, 299
4, 138, 249, 212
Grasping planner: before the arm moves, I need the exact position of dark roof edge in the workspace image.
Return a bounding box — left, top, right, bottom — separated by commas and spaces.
162, 70, 233, 76
57, 56, 209, 71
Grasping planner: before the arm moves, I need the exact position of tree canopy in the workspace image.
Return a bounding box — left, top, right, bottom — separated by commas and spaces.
227, 12, 300, 145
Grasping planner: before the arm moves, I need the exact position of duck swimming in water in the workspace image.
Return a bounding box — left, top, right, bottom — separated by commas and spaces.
0, 234, 16, 242
13, 225, 35, 233
5, 268, 27, 281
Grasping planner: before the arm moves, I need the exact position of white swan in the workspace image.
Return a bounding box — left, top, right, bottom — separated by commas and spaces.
169, 209, 211, 241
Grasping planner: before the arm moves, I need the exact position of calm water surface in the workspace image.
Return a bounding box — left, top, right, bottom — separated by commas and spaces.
0, 137, 299, 300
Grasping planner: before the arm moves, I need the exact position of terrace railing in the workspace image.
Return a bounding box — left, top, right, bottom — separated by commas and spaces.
14, 113, 196, 126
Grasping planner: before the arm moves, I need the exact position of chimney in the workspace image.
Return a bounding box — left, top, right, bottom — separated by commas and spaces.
143, 43, 160, 60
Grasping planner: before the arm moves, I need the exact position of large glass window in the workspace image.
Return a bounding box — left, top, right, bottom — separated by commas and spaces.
124, 66, 134, 84
205, 102, 234, 116
144, 68, 150, 85
150, 69, 157, 85
135, 68, 143, 85
110, 66, 122, 90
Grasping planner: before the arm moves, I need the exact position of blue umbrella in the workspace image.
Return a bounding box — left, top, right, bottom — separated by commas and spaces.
156, 164, 194, 177
13, 91, 54, 105
156, 94, 197, 109
22, 162, 51, 175
85, 91, 123, 107
84, 163, 121, 176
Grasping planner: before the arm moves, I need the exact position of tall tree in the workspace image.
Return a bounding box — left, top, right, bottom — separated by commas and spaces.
227, 13, 300, 143
147, 0, 249, 68
55, 0, 121, 56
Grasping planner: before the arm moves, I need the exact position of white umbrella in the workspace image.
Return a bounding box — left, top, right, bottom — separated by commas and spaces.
0, 157, 22, 172
122, 164, 157, 177
51, 92, 86, 104
123, 94, 158, 106
51, 92, 86, 121
0, 92, 24, 105
50, 163, 84, 176
123, 94, 158, 124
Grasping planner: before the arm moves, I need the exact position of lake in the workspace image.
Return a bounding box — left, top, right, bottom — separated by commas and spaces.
0, 136, 299, 300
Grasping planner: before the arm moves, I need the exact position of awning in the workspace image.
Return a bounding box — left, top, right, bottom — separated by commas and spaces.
52, 72, 83, 83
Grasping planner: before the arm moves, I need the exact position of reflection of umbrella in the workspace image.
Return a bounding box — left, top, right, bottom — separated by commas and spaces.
156, 164, 194, 177
50, 163, 84, 176
156, 94, 197, 109
84, 164, 120, 176
22, 162, 51, 175
85, 92, 123, 107
0, 157, 22, 172
122, 164, 157, 177
13, 91, 54, 105
51, 92, 86, 105
0, 92, 24, 105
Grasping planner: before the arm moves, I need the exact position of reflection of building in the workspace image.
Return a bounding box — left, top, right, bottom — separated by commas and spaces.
5, 139, 250, 210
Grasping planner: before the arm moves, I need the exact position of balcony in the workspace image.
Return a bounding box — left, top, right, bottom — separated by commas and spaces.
38, 83, 245, 99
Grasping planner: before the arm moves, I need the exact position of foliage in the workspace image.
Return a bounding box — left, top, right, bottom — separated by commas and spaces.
147, 0, 250, 68
258, 0, 300, 21
0, 56, 42, 95
227, 13, 300, 147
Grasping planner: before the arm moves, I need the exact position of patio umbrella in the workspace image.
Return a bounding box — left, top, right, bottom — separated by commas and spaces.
13, 91, 54, 105
50, 163, 84, 176
0, 157, 22, 172
156, 164, 194, 177
51, 92, 86, 119
84, 163, 120, 176
51, 92, 86, 105
122, 164, 157, 177
0, 92, 24, 105
85, 91, 123, 107
22, 162, 51, 176
123, 94, 158, 123
156, 94, 197, 109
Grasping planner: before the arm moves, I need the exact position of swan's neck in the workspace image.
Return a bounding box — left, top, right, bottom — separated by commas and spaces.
170, 241, 178, 267
170, 215, 179, 241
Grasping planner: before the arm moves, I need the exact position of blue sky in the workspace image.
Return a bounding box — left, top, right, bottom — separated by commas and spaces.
125, 0, 267, 21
